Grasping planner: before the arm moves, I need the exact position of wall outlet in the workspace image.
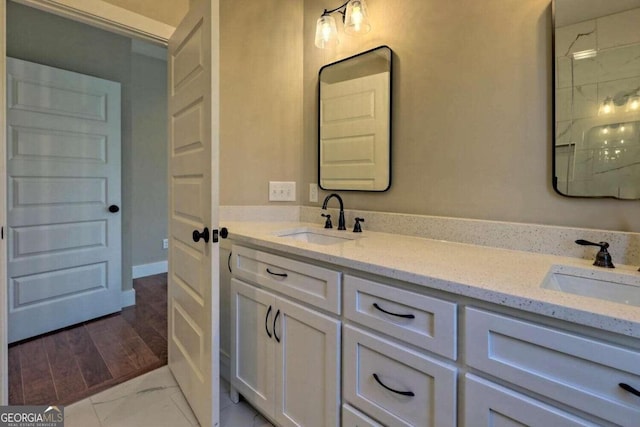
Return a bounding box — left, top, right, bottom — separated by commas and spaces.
309, 183, 318, 202
269, 181, 296, 201
162, 238, 169, 249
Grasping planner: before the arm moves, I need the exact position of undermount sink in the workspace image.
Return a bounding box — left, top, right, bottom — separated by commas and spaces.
275, 227, 358, 245
541, 265, 640, 307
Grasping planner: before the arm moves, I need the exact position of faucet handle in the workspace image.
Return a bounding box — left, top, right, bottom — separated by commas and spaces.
353, 217, 365, 233
321, 213, 332, 229
575, 239, 615, 268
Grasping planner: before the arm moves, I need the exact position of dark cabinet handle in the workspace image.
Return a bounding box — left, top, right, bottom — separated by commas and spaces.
227, 252, 232, 273
108, 204, 120, 213
265, 305, 272, 338
192, 227, 210, 243
266, 268, 288, 278
273, 309, 281, 343
620, 383, 640, 397
373, 303, 415, 319
372, 373, 415, 397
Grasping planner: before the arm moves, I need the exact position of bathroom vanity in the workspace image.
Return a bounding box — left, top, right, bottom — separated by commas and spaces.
222, 221, 640, 427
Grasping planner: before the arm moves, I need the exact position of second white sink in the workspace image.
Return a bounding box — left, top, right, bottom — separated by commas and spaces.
541, 265, 640, 307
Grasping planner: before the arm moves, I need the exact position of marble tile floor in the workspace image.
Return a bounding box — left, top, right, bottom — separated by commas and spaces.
64, 366, 274, 427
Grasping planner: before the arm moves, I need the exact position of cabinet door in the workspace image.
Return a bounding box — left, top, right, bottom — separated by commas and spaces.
230, 278, 276, 418
274, 297, 341, 427
464, 374, 598, 427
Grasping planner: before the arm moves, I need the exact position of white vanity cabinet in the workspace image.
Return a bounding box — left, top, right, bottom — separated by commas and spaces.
226, 239, 640, 427
230, 245, 341, 427
465, 308, 640, 427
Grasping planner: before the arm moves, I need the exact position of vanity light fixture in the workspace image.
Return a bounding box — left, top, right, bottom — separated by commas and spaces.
314, 0, 371, 49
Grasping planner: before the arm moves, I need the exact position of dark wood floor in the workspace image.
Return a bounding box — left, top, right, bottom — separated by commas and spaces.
8, 273, 168, 406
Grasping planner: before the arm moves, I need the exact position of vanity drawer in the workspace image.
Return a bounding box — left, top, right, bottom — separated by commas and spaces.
342, 404, 383, 427
232, 245, 341, 314
344, 275, 456, 359
464, 374, 598, 427
465, 308, 640, 427
343, 325, 457, 427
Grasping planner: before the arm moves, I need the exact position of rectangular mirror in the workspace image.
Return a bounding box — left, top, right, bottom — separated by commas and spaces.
319, 45, 391, 191
553, 0, 640, 199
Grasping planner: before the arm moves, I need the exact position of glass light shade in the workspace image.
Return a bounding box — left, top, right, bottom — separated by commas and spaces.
315, 14, 339, 49
627, 95, 640, 112
599, 97, 615, 115
344, 0, 371, 35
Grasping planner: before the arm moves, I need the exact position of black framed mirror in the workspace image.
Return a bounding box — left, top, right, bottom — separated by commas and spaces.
553, 0, 640, 199
318, 45, 392, 191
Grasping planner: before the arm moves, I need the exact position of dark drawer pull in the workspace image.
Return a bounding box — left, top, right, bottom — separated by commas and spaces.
273, 309, 281, 343
373, 303, 415, 319
227, 252, 232, 273
265, 305, 272, 338
266, 268, 288, 278
372, 373, 415, 397
620, 383, 640, 397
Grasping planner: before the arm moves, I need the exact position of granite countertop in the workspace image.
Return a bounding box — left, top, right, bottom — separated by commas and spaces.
222, 221, 640, 338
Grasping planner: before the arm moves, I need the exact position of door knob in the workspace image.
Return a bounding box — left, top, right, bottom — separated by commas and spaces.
108, 205, 120, 213
192, 227, 210, 243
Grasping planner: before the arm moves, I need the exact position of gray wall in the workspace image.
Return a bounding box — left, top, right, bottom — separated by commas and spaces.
131, 53, 168, 266
7, 2, 168, 291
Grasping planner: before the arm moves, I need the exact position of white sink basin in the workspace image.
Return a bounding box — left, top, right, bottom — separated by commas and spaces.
275, 227, 358, 245
541, 265, 640, 307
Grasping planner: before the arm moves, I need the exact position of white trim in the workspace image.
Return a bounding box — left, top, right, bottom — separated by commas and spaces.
0, 0, 7, 406
121, 288, 136, 308
132, 260, 168, 279
11, 0, 175, 45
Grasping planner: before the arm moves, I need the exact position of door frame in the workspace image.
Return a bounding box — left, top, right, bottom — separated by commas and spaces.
0, 0, 179, 405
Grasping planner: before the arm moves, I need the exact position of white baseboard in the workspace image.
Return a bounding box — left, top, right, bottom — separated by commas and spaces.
132, 260, 168, 279
121, 289, 136, 308
220, 351, 230, 383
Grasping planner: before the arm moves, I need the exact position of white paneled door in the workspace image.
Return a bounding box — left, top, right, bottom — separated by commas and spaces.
320, 72, 390, 190
168, 0, 220, 426
6, 57, 122, 343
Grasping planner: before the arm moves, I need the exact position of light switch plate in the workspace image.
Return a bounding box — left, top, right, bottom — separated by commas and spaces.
269, 181, 296, 201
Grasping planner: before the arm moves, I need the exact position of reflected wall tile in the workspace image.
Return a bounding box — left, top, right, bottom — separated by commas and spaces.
598, 8, 640, 50
556, 57, 573, 89
597, 77, 640, 106
595, 44, 640, 83
556, 20, 596, 57
557, 84, 598, 122
572, 56, 601, 86
555, 120, 574, 145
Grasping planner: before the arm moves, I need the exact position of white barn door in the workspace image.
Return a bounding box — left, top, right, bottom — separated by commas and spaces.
6, 58, 122, 343
167, 0, 220, 426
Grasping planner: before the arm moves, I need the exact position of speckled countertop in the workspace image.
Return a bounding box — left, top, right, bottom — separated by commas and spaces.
223, 221, 640, 339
